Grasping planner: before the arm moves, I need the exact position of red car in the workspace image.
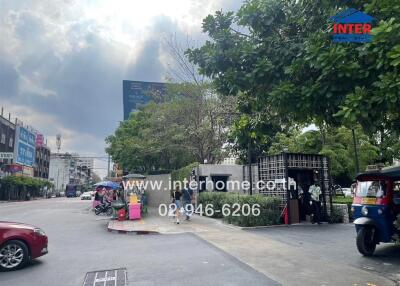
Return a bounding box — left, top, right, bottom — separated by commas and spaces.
0, 221, 48, 271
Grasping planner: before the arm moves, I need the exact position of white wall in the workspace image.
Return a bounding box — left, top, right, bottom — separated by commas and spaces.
49, 157, 69, 191
197, 164, 244, 192
143, 174, 171, 207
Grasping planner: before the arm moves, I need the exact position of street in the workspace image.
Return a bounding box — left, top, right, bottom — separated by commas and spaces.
1, 198, 399, 285
0, 198, 278, 286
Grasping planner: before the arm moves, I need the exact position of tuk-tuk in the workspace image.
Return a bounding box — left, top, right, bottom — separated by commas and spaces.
352, 165, 400, 256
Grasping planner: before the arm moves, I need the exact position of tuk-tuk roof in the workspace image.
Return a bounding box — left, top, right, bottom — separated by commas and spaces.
356, 165, 400, 180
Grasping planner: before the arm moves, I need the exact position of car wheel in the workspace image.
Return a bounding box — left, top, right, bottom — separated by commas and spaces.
356, 227, 377, 256
0, 240, 29, 271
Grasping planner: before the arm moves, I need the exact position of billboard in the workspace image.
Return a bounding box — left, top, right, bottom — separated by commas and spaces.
123, 80, 166, 120
36, 133, 44, 147
5, 164, 23, 174
22, 166, 34, 177
14, 125, 36, 166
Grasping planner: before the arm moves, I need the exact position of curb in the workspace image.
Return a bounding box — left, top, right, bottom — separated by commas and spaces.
238, 222, 352, 230
193, 214, 286, 231
107, 226, 160, 235
196, 215, 351, 230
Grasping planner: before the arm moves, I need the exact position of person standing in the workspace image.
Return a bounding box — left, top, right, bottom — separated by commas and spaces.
182, 183, 194, 221
298, 185, 305, 221
172, 186, 182, 224
309, 182, 322, 224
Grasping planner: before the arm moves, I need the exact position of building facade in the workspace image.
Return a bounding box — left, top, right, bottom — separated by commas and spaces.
49, 153, 92, 191
0, 114, 16, 174
194, 164, 244, 193
34, 145, 50, 179
77, 158, 94, 170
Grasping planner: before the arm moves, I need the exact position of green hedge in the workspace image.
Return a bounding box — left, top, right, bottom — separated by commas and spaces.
328, 205, 344, 223
0, 176, 53, 201
395, 215, 400, 243
332, 196, 354, 221
171, 162, 199, 182
198, 192, 282, 227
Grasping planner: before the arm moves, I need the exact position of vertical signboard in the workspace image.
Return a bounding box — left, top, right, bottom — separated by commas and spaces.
123, 80, 166, 120
14, 125, 36, 167
36, 133, 44, 147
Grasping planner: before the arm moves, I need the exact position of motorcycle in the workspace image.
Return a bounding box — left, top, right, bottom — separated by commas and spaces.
94, 202, 113, 216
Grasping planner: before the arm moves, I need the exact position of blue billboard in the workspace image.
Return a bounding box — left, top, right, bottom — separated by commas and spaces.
14, 126, 36, 166
123, 80, 166, 120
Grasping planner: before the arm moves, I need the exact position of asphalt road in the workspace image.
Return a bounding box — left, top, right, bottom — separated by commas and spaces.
0, 198, 278, 286
248, 223, 400, 283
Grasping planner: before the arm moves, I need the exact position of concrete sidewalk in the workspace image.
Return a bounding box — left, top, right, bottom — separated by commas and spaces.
107, 208, 232, 234
107, 208, 395, 286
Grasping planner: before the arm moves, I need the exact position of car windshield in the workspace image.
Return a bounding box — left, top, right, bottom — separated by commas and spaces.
356, 181, 387, 198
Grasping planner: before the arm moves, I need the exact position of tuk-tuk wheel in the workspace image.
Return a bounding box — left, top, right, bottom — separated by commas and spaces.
356, 227, 376, 256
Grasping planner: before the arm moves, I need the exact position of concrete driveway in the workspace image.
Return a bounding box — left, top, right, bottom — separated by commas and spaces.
248, 223, 400, 283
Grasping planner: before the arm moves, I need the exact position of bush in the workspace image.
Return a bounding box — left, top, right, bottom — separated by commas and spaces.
328, 205, 344, 223
171, 162, 199, 183
198, 191, 228, 218
0, 176, 53, 201
395, 215, 400, 244
198, 192, 282, 227
332, 196, 354, 221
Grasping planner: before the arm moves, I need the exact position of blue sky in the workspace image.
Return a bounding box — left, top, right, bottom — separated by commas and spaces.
0, 0, 243, 177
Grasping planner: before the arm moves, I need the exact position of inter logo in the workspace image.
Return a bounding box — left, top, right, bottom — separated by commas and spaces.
330, 8, 374, 43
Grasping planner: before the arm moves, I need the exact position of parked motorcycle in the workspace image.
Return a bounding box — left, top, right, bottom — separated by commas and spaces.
94, 202, 113, 216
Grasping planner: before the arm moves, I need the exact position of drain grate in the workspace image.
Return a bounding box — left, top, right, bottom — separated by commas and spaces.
83, 268, 127, 286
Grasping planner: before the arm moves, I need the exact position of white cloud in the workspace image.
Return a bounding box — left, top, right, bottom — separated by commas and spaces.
0, 0, 244, 169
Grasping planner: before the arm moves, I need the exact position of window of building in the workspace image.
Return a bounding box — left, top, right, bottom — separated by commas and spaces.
9, 137, 13, 148
0, 133, 5, 144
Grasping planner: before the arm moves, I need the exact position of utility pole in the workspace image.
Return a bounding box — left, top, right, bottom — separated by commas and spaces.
248, 139, 253, 195
56, 134, 61, 153
107, 154, 111, 179
351, 128, 360, 174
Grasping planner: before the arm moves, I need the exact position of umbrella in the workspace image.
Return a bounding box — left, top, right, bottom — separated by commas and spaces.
93, 181, 120, 190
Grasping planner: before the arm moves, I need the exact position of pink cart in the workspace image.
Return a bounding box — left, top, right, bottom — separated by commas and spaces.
129, 203, 141, 220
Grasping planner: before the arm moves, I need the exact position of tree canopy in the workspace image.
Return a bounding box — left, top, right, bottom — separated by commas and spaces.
106, 83, 236, 173
107, 0, 400, 183
187, 0, 400, 166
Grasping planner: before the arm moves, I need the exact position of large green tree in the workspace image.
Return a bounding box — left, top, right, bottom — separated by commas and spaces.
187, 0, 400, 165
271, 0, 400, 162
268, 127, 380, 185
106, 83, 236, 173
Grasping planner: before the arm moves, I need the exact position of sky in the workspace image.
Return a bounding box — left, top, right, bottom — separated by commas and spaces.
0, 0, 244, 178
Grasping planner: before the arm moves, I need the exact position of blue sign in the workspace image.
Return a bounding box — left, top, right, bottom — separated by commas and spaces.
330, 9, 374, 43
14, 126, 36, 166
123, 80, 166, 120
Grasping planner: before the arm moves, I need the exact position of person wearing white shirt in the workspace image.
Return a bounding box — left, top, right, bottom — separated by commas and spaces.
309, 182, 322, 224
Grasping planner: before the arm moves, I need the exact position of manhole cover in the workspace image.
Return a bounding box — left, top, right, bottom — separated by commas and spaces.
83, 268, 127, 286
